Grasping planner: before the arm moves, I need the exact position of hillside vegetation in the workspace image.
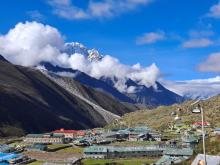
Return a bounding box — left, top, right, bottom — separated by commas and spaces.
107, 95, 220, 130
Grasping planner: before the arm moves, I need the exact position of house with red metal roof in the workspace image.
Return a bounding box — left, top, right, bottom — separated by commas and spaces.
52, 128, 85, 139
192, 122, 210, 128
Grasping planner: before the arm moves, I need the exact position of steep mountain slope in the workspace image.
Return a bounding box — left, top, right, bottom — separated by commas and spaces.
40, 62, 183, 107
42, 71, 135, 117
101, 77, 184, 106
0, 55, 133, 136
39, 62, 135, 104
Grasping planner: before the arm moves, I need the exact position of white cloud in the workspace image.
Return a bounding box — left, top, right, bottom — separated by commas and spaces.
48, 0, 89, 20
162, 76, 220, 99
207, 1, 220, 18
47, 0, 152, 20
0, 21, 161, 93
0, 21, 64, 66
182, 38, 213, 48
197, 52, 220, 72
136, 31, 166, 45
67, 54, 161, 91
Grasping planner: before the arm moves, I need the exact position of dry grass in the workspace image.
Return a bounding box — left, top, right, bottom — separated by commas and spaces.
107, 95, 220, 131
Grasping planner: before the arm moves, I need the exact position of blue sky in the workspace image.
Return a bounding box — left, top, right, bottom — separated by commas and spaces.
1, 0, 220, 81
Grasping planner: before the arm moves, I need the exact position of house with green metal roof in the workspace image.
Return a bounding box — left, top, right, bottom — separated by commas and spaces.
181, 133, 199, 148
163, 148, 193, 157
0, 144, 14, 153
84, 145, 164, 159
26, 143, 47, 151
84, 145, 193, 159
154, 148, 193, 165
154, 155, 190, 165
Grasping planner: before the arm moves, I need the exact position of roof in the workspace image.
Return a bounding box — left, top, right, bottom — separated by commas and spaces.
164, 148, 193, 156
0, 152, 21, 161
155, 155, 189, 165
53, 128, 85, 135
182, 134, 198, 143
26, 134, 44, 138
129, 126, 151, 133
191, 154, 220, 165
193, 122, 210, 126
0, 145, 12, 152
26, 144, 47, 150
84, 145, 163, 153
26, 133, 64, 138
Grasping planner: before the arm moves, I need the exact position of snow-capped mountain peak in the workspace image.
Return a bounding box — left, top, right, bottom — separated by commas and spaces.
88, 49, 103, 62
62, 42, 103, 62
63, 42, 89, 56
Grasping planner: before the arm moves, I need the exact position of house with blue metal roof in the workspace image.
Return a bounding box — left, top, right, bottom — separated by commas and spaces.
0, 152, 26, 164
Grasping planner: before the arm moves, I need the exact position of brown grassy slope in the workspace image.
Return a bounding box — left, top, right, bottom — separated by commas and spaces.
107, 95, 220, 130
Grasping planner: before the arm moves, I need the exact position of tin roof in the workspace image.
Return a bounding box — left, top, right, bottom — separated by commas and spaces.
53, 129, 85, 135
155, 155, 189, 165
84, 145, 163, 153
191, 154, 220, 165
164, 148, 193, 156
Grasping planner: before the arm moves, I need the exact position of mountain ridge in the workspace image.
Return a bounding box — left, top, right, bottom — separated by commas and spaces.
0, 56, 134, 136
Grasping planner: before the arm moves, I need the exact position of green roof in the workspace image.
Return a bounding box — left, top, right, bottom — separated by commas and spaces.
84, 145, 163, 153
155, 155, 189, 165
26, 134, 44, 138
182, 134, 198, 143
164, 148, 193, 156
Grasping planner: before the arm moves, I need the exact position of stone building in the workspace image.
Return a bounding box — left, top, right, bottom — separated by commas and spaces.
24, 133, 64, 144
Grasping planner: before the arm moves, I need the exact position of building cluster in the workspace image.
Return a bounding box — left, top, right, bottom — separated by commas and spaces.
0, 145, 33, 164
23, 128, 86, 145
84, 145, 193, 164
1, 122, 219, 165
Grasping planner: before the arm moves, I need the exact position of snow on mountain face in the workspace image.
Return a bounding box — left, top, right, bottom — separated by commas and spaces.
88, 49, 103, 62
63, 42, 103, 62
63, 42, 89, 56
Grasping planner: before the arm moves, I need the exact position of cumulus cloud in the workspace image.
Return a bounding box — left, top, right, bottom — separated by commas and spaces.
0, 21, 161, 93
66, 54, 161, 91
47, 0, 152, 20
197, 52, 220, 72
182, 38, 213, 48
207, 1, 220, 18
0, 21, 64, 66
162, 76, 220, 99
136, 31, 166, 45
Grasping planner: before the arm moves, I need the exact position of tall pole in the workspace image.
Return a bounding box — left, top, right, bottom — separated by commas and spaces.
201, 106, 206, 165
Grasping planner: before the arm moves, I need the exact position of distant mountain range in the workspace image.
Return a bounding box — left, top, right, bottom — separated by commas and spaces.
60, 42, 184, 106
0, 42, 184, 136
39, 61, 184, 107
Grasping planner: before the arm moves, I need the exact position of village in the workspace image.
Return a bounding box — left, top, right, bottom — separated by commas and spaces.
0, 109, 220, 165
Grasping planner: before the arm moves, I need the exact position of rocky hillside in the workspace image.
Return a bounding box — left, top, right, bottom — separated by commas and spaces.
107, 95, 220, 130
0, 55, 135, 136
